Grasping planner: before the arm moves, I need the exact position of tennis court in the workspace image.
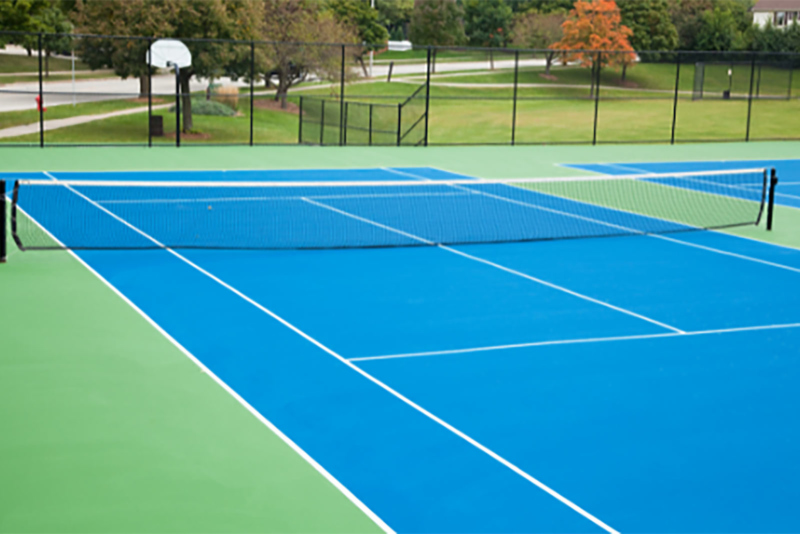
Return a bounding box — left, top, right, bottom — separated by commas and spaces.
2, 149, 800, 532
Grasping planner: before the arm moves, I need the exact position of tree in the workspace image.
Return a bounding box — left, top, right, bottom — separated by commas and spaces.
668, 0, 752, 51
463, 0, 513, 69
261, 0, 358, 108
376, 0, 413, 41
74, 0, 171, 98
694, 6, 743, 51
38, 3, 73, 76
508, 0, 573, 14
617, 0, 678, 53
511, 10, 565, 75
327, 0, 389, 75
75, 0, 261, 132
552, 0, 635, 89
0, 0, 52, 52
408, 0, 466, 72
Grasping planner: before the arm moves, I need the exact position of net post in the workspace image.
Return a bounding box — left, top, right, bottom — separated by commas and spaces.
396, 103, 401, 146
424, 47, 431, 147
38, 33, 44, 148
11, 181, 21, 251
0, 180, 6, 263
671, 53, 681, 145
249, 40, 255, 147
767, 168, 778, 231
298, 97, 303, 144
592, 52, 601, 146
147, 37, 153, 148
745, 54, 756, 142
511, 49, 519, 146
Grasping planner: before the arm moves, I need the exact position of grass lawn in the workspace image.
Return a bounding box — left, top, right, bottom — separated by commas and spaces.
0, 52, 92, 72
430, 62, 800, 96
4, 76, 799, 145
0, 98, 168, 131
3, 95, 301, 145
0, 71, 114, 85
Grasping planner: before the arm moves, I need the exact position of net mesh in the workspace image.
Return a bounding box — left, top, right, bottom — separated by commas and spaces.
11, 169, 767, 251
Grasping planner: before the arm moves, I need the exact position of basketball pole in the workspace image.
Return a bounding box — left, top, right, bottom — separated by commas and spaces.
168, 61, 181, 148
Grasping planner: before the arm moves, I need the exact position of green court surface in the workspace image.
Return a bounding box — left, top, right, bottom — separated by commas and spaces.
2, 141, 799, 532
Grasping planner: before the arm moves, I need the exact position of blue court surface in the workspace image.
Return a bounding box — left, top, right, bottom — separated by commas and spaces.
8, 166, 800, 532
565, 158, 800, 209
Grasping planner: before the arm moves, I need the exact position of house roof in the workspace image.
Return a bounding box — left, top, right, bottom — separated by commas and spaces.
752, 0, 800, 11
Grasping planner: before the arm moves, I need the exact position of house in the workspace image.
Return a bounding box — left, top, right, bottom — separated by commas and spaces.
752, 0, 800, 28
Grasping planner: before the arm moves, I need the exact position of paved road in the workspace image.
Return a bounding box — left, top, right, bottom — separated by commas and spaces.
0, 58, 545, 112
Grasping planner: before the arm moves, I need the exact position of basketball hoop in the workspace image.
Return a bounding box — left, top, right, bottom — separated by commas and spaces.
147, 39, 192, 147
146, 39, 192, 69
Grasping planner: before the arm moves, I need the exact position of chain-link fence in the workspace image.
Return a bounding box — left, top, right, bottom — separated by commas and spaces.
1, 30, 798, 147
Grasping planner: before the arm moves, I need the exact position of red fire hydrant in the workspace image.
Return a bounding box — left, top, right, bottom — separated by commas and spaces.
35, 95, 47, 112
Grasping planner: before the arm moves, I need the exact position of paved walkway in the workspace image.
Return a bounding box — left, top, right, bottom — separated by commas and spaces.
0, 103, 171, 139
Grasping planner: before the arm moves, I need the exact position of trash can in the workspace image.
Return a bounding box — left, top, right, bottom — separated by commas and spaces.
722, 90, 731, 100
150, 115, 164, 137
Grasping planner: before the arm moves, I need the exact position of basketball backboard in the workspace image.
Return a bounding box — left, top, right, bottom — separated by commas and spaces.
146, 39, 192, 69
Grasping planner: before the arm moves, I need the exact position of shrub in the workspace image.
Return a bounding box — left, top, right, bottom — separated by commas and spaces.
169, 98, 237, 116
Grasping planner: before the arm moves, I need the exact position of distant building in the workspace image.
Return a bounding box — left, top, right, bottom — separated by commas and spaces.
752, 0, 800, 28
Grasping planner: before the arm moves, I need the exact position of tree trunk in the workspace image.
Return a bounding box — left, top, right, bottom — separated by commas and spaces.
432, 49, 437, 74
489, 49, 494, 70
45, 52, 50, 77
546, 52, 554, 76
179, 71, 193, 133
276, 72, 289, 109
139, 75, 149, 99
357, 56, 368, 77
621, 63, 627, 82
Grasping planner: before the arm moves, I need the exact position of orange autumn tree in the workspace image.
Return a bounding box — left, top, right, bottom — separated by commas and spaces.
552, 0, 635, 92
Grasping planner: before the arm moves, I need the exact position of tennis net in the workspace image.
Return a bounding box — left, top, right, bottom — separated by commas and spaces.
8, 168, 771, 252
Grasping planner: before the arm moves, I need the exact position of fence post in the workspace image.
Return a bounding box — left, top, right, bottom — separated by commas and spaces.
343, 102, 348, 145
369, 104, 373, 146
320, 99, 325, 145
424, 47, 432, 146
746, 54, 756, 142
175, 66, 181, 148
38, 33, 44, 148
249, 41, 255, 146
671, 53, 681, 145
339, 45, 346, 146
396, 104, 402, 146
511, 50, 519, 146
592, 52, 601, 145
148, 37, 153, 147
298, 97, 303, 144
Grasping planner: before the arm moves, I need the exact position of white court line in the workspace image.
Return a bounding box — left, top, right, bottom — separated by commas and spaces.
11, 198, 394, 534
48, 174, 618, 534
303, 197, 683, 334
97, 191, 470, 205
350, 322, 800, 362
602, 163, 800, 202
424, 166, 800, 272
